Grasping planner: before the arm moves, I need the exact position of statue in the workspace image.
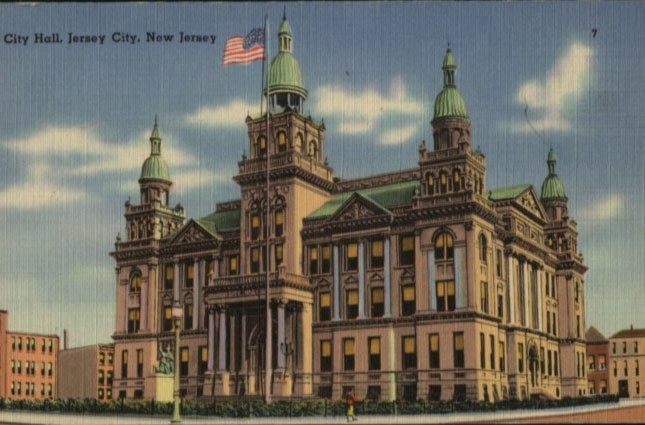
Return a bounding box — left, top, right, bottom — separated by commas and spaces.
154, 344, 174, 375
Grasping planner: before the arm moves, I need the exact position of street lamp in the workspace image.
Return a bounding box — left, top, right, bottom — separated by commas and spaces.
171, 301, 183, 424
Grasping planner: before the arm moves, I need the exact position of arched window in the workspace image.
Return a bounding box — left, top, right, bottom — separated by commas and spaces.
427, 173, 435, 195
440, 172, 448, 194
309, 140, 318, 160
257, 136, 267, 157
250, 212, 261, 240
479, 234, 488, 264
453, 169, 461, 192
277, 132, 287, 152
130, 270, 142, 293
274, 208, 284, 237
434, 232, 454, 260
296, 133, 304, 153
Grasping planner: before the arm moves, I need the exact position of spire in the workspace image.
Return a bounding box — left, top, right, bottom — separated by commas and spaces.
442, 48, 457, 87
278, 13, 293, 52
547, 148, 557, 175
540, 148, 567, 201
140, 116, 171, 183
150, 116, 161, 155
433, 48, 468, 121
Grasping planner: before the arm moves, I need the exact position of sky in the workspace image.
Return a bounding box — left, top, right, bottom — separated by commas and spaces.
0, 2, 643, 347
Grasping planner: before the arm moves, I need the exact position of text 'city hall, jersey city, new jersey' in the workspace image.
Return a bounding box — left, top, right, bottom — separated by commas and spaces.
3, 32, 217, 45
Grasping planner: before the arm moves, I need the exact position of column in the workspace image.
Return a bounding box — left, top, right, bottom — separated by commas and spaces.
536, 268, 543, 331
277, 301, 286, 370
218, 306, 227, 371
300, 302, 313, 396
428, 250, 436, 311
358, 241, 365, 319
123, 279, 129, 333
173, 262, 180, 302
455, 247, 467, 308
240, 312, 247, 373
384, 237, 392, 318
507, 255, 515, 324
333, 245, 340, 321
523, 262, 530, 328
140, 275, 148, 332
207, 308, 215, 371
193, 259, 200, 330
147, 264, 157, 331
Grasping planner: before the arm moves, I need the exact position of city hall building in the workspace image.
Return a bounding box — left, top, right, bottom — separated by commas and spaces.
111, 17, 588, 402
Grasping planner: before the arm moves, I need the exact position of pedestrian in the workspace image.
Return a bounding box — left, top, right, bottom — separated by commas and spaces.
346, 389, 357, 422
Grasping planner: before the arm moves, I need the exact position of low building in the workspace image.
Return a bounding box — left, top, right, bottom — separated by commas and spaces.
0, 310, 59, 400
58, 344, 114, 400
586, 326, 609, 395
609, 326, 645, 398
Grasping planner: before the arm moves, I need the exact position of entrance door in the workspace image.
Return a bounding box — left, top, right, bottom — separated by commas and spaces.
618, 380, 629, 398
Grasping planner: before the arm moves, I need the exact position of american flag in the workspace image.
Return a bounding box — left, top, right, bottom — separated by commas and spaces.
222, 28, 265, 66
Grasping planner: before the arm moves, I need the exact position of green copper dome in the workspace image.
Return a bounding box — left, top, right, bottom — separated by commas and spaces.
140, 118, 171, 183
433, 48, 469, 121
540, 148, 567, 201
268, 16, 307, 99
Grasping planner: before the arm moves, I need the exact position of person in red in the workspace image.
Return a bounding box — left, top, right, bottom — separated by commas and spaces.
346, 389, 357, 422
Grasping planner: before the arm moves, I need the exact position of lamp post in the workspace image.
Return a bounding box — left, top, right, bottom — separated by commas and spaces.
171, 301, 183, 424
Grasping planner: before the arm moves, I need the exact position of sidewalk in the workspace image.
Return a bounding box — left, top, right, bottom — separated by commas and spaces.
1, 398, 644, 425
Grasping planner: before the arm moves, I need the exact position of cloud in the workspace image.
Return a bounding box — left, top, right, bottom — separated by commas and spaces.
582, 194, 623, 221
312, 77, 425, 145
513, 42, 593, 133
184, 99, 257, 128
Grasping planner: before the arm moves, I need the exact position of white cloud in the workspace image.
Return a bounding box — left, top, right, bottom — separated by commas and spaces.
184, 99, 257, 128
583, 194, 623, 221
513, 42, 593, 133
313, 77, 424, 145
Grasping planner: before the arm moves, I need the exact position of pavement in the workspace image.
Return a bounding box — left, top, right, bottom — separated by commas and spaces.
1, 398, 645, 425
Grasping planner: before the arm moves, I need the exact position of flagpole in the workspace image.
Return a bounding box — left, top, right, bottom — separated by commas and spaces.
263, 14, 273, 405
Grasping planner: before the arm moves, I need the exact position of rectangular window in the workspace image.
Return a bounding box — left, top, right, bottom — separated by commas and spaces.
548, 350, 553, 376
499, 342, 505, 372
402, 285, 416, 316
251, 214, 261, 240
429, 334, 440, 369
185, 263, 194, 288
371, 240, 384, 269
163, 306, 173, 331
180, 347, 189, 377
612, 342, 616, 354
107, 370, 113, 385
345, 243, 358, 271
490, 335, 495, 370
540, 347, 545, 375
403, 336, 417, 370
164, 264, 174, 290
309, 246, 319, 275
636, 342, 639, 354
599, 354, 606, 370
368, 337, 381, 370
480, 333, 486, 369
128, 308, 141, 333
343, 338, 355, 371
321, 245, 332, 273
600, 380, 607, 394
454, 332, 464, 368
275, 244, 283, 268
371, 287, 384, 318
346, 289, 359, 319
613, 361, 617, 377
436, 280, 455, 311
229, 255, 239, 275
121, 350, 128, 379
554, 351, 559, 376
136, 349, 144, 378
623, 341, 627, 354
320, 340, 332, 372
199, 346, 208, 375
496, 249, 502, 277
498, 294, 504, 318
99, 352, 105, 365
577, 315, 581, 338
275, 209, 284, 236
518, 343, 524, 373
481, 281, 489, 314
319, 292, 331, 321
400, 235, 415, 266
588, 355, 595, 371
184, 304, 193, 330
250, 247, 260, 273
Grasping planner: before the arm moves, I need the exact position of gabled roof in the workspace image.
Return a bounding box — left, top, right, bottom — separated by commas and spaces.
488, 184, 532, 201
488, 184, 548, 223
164, 206, 241, 244
307, 180, 418, 220
610, 327, 645, 339
165, 219, 222, 244
586, 326, 608, 343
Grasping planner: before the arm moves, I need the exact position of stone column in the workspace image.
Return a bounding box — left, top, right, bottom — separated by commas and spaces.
428, 250, 436, 311
536, 267, 543, 331
147, 264, 157, 331
384, 237, 392, 318
300, 302, 313, 396
140, 273, 148, 332
358, 241, 365, 319
523, 261, 530, 328
333, 245, 340, 321
277, 301, 286, 370
218, 306, 227, 371
240, 312, 247, 374
507, 255, 515, 324
193, 259, 200, 330
173, 262, 180, 302
207, 308, 216, 371
455, 247, 466, 309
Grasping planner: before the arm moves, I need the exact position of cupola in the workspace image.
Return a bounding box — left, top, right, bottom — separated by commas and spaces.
540, 149, 567, 201
433, 48, 469, 122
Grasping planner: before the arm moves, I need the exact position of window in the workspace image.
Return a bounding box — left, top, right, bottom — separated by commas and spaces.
479, 234, 488, 264
434, 232, 454, 260
345, 243, 358, 271
185, 264, 194, 288
18, 337, 22, 351
402, 285, 416, 316
518, 343, 524, 373
575, 281, 579, 302
368, 337, 381, 370
371, 240, 384, 269
547, 311, 551, 334
496, 249, 502, 277
403, 336, 417, 370
440, 171, 448, 193
366, 385, 382, 401
636, 342, 640, 354
184, 304, 193, 330
576, 315, 581, 338
343, 339, 355, 371
320, 340, 332, 372
164, 265, 174, 290
430, 334, 440, 369
371, 287, 384, 318
321, 245, 331, 273
400, 235, 415, 266
623, 341, 627, 354
99, 388, 105, 399
637, 360, 640, 377
107, 370, 113, 385
206, 260, 216, 278
99, 352, 105, 365
497, 294, 504, 318
48, 339, 53, 353
599, 354, 606, 370
127, 308, 140, 333
453, 384, 466, 401
121, 351, 128, 379
275, 209, 284, 236
277, 132, 287, 152
552, 312, 557, 336
275, 244, 283, 268
453, 169, 461, 191
250, 247, 260, 273
499, 342, 505, 372
137, 349, 144, 378
612, 342, 616, 354
480, 333, 486, 369
624, 360, 628, 377
108, 353, 114, 365
490, 335, 496, 370
427, 173, 435, 195
257, 135, 267, 156
436, 280, 455, 312
180, 347, 189, 377
554, 351, 559, 376
309, 247, 319, 275
229, 255, 239, 275
251, 214, 261, 240
548, 350, 553, 376
540, 347, 545, 375
163, 306, 173, 331
199, 346, 208, 375
588, 355, 595, 371
454, 332, 464, 368
346, 289, 359, 319
480, 281, 489, 314
613, 361, 617, 377
319, 292, 331, 321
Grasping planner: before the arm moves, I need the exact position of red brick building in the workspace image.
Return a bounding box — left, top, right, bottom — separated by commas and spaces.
586, 326, 609, 395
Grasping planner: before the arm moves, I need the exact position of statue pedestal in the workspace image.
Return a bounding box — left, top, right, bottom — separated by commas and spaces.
214, 371, 230, 396
144, 373, 173, 402
272, 369, 292, 398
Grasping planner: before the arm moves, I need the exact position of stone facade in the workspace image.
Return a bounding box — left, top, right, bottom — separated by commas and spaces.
608, 327, 645, 398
